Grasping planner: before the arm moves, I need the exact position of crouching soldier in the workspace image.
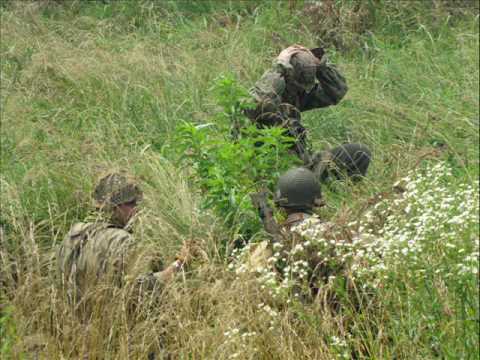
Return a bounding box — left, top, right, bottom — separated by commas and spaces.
245, 45, 371, 182
250, 167, 372, 299
249, 168, 327, 286
245, 44, 348, 163
57, 172, 192, 306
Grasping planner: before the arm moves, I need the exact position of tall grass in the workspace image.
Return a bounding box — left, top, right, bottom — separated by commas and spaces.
1, 1, 478, 358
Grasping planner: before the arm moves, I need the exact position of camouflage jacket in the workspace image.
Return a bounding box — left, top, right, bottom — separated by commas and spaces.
246, 46, 348, 127
286, 213, 379, 287
57, 222, 162, 300
243, 213, 330, 274
277, 212, 347, 297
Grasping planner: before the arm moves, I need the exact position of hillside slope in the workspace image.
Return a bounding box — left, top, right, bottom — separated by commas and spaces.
1, 1, 479, 358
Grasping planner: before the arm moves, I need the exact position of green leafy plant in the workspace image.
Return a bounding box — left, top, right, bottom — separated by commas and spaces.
209, 74, 255, 137
0, 305, 18, 358
175, 123, 300, 242
174, 76, 300, 243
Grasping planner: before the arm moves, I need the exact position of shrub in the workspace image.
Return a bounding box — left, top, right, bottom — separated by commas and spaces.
172, 76, 300, 245
0, 305, 17, 358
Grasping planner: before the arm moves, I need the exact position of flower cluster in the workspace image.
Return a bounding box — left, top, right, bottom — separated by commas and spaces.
330, 335, 350, 359
352, 162, 479, 284
228, 218, 349, 299
222, 326, 258, 359
229, 162, 479, 296
457, 239, 479, 276
221, 302, 279, 357
228, 241, 285, 299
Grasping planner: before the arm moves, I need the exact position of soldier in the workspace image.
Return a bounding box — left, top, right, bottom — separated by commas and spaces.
245, 45, 347, 161
250, 167, 360, 296
252, 167, 326, 240
57, 172, 192, 303
246, 45, 371, 182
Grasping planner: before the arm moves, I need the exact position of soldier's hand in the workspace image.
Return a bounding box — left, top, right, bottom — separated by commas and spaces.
175, 240, 198, 267
250, 190, 268, 208
250, 190, 270, 220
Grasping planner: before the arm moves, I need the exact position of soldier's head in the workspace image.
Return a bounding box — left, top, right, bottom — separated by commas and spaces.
289, 51, 320, 93
275, 167, 322, 213
93, 172, 143, 226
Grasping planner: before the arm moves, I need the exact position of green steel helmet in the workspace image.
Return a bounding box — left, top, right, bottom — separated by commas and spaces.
276, 167, 321, 210
93, 173, 143, 209
290, 51, 319, 92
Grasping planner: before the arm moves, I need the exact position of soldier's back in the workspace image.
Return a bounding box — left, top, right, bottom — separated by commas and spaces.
57, 221, 135, 299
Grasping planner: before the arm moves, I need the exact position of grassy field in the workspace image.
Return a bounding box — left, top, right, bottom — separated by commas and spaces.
1, 1, 479, 359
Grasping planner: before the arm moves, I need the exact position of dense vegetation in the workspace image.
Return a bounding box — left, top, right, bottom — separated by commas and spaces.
1, 1, 479, 358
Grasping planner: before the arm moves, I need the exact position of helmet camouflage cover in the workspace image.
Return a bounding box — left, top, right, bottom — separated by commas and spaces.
275, 45, 320, 93
93, 173, 143, 209
290, 51, 319, 92
276, 167, 321, 210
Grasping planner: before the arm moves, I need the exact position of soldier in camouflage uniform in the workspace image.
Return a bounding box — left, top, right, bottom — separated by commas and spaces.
57, 173, 191, 303
246, 45, 371, 182
273, 167, 329, 242
251, 167, 362, 295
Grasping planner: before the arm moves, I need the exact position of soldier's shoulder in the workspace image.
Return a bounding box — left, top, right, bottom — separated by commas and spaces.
68, 222, 95, 235
67, 222, 108, 238
100, 226, 131, 237
252, 68, 286, 100
62, 223, 133, 258
95, 226, 134, 248
57, 222, 105, 266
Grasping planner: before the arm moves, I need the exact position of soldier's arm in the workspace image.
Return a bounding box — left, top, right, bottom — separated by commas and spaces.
300, 62, 348, 111
250, 191, 285, 244
134, 241, 194, 291
150, 260, 182, 284
132, 261, 181, 293
150, 240, 196, 284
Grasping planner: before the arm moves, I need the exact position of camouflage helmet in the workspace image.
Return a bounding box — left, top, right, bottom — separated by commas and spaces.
93, 173, 142, 209
290, 51, 319, 92
275, 167, 321, 210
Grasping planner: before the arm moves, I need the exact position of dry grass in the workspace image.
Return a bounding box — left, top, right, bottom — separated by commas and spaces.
1, 1, 478, 359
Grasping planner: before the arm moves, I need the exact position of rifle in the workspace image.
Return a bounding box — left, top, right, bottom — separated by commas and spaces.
283, 113, 313, 166
292, 136, 312, 165
250, 190, 285, 245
